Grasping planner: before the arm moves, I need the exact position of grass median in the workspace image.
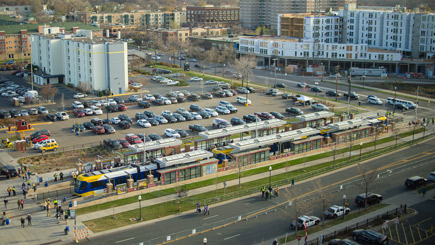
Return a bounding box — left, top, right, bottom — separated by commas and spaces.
76, 127, 426, 216
278, 204, 390, 244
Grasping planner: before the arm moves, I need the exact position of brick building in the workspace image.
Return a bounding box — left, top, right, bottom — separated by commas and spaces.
186, 6, 239, 27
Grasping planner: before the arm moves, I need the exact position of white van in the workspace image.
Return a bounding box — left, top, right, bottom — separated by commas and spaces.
34, 139, 56, 149
24, 90, 39, 99
213, 118, 232, 129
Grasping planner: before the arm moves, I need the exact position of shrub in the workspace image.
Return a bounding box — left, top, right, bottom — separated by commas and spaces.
98, 91, 104, 97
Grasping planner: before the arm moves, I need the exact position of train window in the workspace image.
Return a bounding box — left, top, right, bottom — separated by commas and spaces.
91, 181, 104, 189
80, 182, 87, 190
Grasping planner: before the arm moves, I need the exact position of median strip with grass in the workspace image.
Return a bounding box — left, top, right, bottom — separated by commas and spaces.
76, 127, 426, 216
82, 130, 431, 233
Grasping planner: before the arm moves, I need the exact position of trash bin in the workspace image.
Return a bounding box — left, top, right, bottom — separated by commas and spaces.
6, 219, 9, 225
39, 177, 43, 183
45, 182, 48, 187
69, 202, 72, 208
64, 226, 69, 235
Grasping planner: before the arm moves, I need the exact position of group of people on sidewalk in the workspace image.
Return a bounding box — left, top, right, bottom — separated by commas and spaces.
261, 186, 279, 200
43, 198, 69, 224
20, 214, 32, 228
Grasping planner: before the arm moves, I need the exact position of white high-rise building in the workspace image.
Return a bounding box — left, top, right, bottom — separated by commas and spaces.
31, 27, 128, 94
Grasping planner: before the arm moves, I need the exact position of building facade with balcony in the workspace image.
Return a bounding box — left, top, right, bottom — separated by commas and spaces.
186, 6, 239, 27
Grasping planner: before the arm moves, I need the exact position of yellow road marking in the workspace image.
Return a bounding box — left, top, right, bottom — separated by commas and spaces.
396, 223, 401, 243
401, 222, 408, 244
389, 225, 393, 240
418, 226, 423, 241
414, 217, 432, 226
157, 150, 435, 245
410, 224, 416, 244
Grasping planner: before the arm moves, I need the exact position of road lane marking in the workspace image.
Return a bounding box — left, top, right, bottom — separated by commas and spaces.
115, 237, 135, 243
203, 215, 218, 220
224, 234, 240, 240
158, 150, 434, 245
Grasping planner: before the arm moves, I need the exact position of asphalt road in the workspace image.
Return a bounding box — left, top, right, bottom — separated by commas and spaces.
82, 137, 435, 245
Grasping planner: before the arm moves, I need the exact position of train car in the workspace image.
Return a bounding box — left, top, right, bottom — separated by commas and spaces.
74, 164, 157, 197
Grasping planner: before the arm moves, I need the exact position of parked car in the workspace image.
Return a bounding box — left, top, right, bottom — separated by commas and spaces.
297, 82, 307, 88
102, 124, 116, 134
216, 106, 230, 115
199, 111, 211, 119
72, 101, 84, 109
38, 106, 49, 114
103, 139, 122, 150
266, 88, 279, 95
236, 96, 252, 105
274, 83, 286, 88
243, 114, 261, 123
129, 95, 142, 102
190, 112, 202, 120
204, 108, 218, 117
20, 109, 28, 117
119, 114, 133, 123
290, 215, 320, 230
255, 112, 275, 120
32, 135, 50, 144
246, 86, 256, 93
73, 109, 85, 118
173, 113, 186, 122
39, 142, 58, 152
190, 104, 203, 112
137, 119, 152, 128
46, 114, 56, 121
312, 103, 329, 111
154, 115, 168, 124
126, 134, 142, 144
73, 93, 87, 99
163, 114, 178, 123
92, 126, 105, 135
175, 129, 189, 138
91, 106, 103, 115
187, 94, 201, 101
180, 112, 194, 120
328, 239, 359, 245
326, 90, 342, 97
270, 112, 284, 119
55, 112, 69, 121
352, 229, 388, 245
201, 93, 213, 100
109, 117, 121, 125
404, 176, 427, 189
106, 105, 118, 113
114, 97, 125, 104
83, 122, 94, 130
30, 130, 51, 140
226, 104, 238, 113
286, 107, 303, 115
164, 128, 181, 138
344, 91, 360, 100
311, 86, 323, 92
28, 108, 38, 115
91, 118, 103, 126
118, 121, 131, 129
9, 109, 21, 117
237, 87, 250, 94
355, 193, 382, 207
118, 139, 131, 148
324, 205, 350, 219
146, 118, 159, 126
144, 111, 157, 118
231, 117, 245, 125
189, 124, 207, 132
148, 133, 163, 141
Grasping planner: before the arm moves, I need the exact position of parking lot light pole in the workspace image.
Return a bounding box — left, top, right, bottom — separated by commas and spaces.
273, 58, 277, 87
138, 195, 142, 221
268, 166, 272, 188
393, 86, 397, 115
359, 142, 363, 160
342, 194, 346, 220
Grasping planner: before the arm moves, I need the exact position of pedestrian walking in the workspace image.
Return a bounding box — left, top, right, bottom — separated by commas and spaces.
21, 217, 25, 228
17, 199, 21, 210
60, 172, 64, 181
3, 197, 8, 209
273, 239, 279, 245
65, 212, 69, 224
59, 207, 64, 219
21, 199, 24, 210
12, 186, 16, 196
26, 214, 32, 225
261, 186, 265, 198
7, 186, 11, 196
422, 188, 427, 197
196, 202, 201, 213
275, 187, 279, 197
27, 180, 30, 187
203, 205, 209, 216
23, 189, 27, 200
56, 212, 60, 224
265, 190, 269, 200
25, 173, 27, 181
22, 173, 25, 180
33, 183, 36, 193
54, 173, 58, 182
54, 199, 58, 209
46, 203, 51, 217
44, 201, 47, 211
268, 186, 273, 196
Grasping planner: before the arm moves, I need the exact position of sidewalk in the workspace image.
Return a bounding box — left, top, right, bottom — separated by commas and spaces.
76, 117, 434, 226
284, 189, 434, 245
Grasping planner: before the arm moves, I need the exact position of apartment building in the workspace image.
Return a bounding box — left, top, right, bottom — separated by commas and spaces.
31, 27, 128, 94
77, 11, 185, 29
278, 13, 342, 43
240, 0, 355, 30
141, 27, 228, 44
0, 5, 32, 16
339, 6, 435, 58
186, 6, 239, 27
0, 30, 31, 61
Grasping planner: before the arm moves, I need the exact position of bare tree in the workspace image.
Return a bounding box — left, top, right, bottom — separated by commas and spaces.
39, 84, 58, 102
219, 45, 236, 77
237, 162, 246, 187
234, 55, 257, 87
357, 162, 378, 209
78, 81, 92, 94
205, 47, 219, 75
145, 33, 164, 63
313, 179, 329, 226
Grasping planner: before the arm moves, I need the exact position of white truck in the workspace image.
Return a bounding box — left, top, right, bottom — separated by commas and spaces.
349, 67, 387, 77
24, 90, 39, 99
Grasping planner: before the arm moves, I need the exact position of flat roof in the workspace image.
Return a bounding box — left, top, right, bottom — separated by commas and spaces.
295, 111, 335, 122
156, 150, 213, 168
0, 22, 99, 35
127, 138, 182, 153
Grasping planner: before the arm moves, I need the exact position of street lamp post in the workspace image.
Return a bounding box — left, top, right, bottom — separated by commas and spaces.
143, 134, 147, 163
138, 195, 142, 221
359, 142, 363, 160
268, 166, 272, 188
273, 58, 277, 87
203, 237, 207, 245
393, 86, 397, 116
342, 194, 347, 220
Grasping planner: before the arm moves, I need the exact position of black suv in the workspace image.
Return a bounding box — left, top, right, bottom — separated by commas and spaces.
355, 193, 382, 207
187, 94, 200, 101
138, 101, 151, 109
352, 229, 388, 245
106, 105, 118, 113
405, 176, 427, 189
0, 165, 18, 178
286, 107, 303, 115
243, 114, 261, 123
118, 114, 133, 123
30, 129, 51, 140
103, 139, 122, 150
189, 104, 203, 112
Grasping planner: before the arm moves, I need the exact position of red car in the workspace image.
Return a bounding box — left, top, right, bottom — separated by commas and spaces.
73, 109, 85, 118
117, 104, 127, 111
32, 135, 49, 144
125, 134, 143, 144
92, 126, 105, 135
118, 139, 131, 148
254, 112, 275, 120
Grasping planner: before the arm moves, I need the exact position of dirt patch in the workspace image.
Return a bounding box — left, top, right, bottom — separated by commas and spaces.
18, 146, 116, 173
355, 81, 435, 98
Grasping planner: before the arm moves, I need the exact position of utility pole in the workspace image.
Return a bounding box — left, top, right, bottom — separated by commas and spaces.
393, 86, 397, 116
347, 76, 351, 118
415, 86, 419, 119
